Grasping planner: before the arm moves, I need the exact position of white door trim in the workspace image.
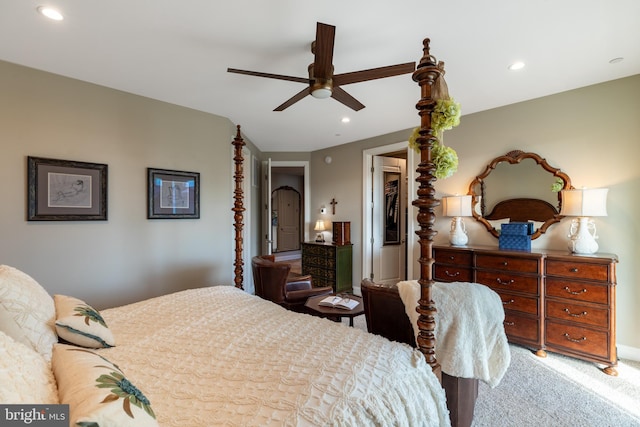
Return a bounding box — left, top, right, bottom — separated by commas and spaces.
270, 161, 311, 243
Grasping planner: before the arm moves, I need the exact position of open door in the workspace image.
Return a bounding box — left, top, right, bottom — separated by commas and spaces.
262, 158, 272, 254
371, 155, 407, 285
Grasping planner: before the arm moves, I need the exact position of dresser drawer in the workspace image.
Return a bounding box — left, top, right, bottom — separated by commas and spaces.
434, 247, 473, 266
476, 270, 539, 295
545, 278, 610, 305
498, 292, 538, 315
504, 313, 539, 343
302, 254, 330, 268
546, 259, 610, 282
545, 320, 610, 359
303, 244, 336, 257
434, 264, 473, 282
545, 300, 609, 328
476, 253, 541, 274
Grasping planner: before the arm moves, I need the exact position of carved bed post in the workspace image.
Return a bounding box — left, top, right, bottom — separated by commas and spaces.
412, 39, 443, 376
232, 125, 246, 289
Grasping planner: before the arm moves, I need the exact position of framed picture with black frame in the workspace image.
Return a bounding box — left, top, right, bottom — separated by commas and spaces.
147, 168, 200, 219
27, 156, 108, 221
383, 171, 401, 245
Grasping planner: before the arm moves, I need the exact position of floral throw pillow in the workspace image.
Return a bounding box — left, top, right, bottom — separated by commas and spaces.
54, 295, 115, 348
52, 344, 158, 427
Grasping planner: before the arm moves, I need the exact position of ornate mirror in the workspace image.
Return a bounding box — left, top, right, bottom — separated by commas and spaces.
468, 150, 572, 239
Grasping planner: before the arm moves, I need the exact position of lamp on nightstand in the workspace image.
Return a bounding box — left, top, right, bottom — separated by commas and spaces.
442, 195, 473, 246
314, 220, 326, 242
560, 188, 608, 254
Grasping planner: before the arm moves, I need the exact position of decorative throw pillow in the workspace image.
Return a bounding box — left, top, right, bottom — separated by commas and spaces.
0, 330, 59, 404
0, 265, 57, 360
52, 344, 158, 427
54, 295, 115, 348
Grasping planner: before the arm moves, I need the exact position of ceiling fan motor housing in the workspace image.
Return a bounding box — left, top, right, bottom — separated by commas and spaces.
308, 63, 333, 98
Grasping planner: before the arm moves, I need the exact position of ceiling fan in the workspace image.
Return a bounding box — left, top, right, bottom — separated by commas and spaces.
227, 22, 416, 111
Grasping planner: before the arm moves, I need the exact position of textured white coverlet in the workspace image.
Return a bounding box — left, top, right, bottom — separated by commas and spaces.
98, 286, 450, 426
397, 281, 511, 388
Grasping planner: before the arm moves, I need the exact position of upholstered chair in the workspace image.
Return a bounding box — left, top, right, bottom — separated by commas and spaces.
251, 255, 332, 313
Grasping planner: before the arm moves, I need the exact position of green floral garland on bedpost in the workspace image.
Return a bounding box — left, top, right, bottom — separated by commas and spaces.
408, 98, 461, 179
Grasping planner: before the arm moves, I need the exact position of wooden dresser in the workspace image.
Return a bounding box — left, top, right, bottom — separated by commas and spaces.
433, 245, 618, 374
301, 242, 353, 293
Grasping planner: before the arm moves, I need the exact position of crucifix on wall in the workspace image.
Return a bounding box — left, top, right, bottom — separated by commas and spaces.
330, 198, 338, 215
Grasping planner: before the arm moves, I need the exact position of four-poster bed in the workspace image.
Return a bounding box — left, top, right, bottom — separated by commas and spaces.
1, 38, 506, 427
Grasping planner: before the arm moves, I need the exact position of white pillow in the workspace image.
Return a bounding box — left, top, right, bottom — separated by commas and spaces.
0, 330, 59, 404
52, 344, 159, 427
54, 295, 115, 348
0, 265, 57, 360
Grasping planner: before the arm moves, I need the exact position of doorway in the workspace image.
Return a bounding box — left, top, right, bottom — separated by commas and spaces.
362, 142, 416, 284
262, 161, 310, 256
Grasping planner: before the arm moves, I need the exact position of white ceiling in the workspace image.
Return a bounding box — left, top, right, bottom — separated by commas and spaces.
2, 0, 639, 152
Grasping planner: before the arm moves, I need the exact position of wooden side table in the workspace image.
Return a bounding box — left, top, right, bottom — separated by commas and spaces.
305, 294, 364, 327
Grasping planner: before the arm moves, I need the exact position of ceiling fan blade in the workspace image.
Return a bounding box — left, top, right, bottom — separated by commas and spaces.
331, 87, 365, 111
274, 87, 311, 111
227, 68, 308, 84
333, 62, 416, 86
313, 23, 335, 78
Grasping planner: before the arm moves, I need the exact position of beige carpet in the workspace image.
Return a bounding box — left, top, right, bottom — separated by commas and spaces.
348, 315, 640, 427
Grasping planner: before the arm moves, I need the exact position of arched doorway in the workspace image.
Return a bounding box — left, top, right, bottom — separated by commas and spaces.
272, 186, 301, 252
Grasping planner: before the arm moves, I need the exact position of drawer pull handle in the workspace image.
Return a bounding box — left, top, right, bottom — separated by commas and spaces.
563, 286, 587, 295
504, 321, 515, 326
449, 256, 455, 260
570, 268, 579, 273
502, 299, 515, 305
563, 308, 588, 318
563, 333, 587, 343
444, 270, 460, 277
502, 261, 508, 266
496, 278, 515, 285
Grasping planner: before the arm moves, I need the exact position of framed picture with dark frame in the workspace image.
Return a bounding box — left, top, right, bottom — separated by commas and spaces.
147, 168, 200, 219
27, 156, 108, 221
383, 171, 401, 245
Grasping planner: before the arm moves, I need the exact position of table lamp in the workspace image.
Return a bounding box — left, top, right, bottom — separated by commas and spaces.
442, 195, 473, 246
559, 188, 608, 254
314, 220, 326, 242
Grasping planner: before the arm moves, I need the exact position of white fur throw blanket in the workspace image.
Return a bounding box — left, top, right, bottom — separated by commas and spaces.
397, 280, 511, 388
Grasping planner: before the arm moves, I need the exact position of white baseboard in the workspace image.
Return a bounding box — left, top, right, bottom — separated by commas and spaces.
618, 344, 640, 362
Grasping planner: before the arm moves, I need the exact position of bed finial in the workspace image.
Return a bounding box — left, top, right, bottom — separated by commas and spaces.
412, 38, 443, 377
232, 124, 246, 289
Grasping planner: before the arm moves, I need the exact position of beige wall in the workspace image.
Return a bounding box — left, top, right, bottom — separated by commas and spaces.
0, 60, 261, 309
307, 75, 640, 356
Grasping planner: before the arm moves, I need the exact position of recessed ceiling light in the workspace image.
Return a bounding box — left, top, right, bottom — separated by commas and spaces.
37, 6, 64, 21
508, 61, 525, 71
341, 117, 351, 123
609, 57, 624, 64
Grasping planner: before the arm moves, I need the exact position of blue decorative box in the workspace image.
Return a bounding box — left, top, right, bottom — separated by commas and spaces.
499, 234, 531, 251
501, 221, 534, 236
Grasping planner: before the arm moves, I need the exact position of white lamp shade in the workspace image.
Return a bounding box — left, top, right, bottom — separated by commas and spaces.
442, 195, 473, 217
560, 188, 608, 217
314, 220, 326, 231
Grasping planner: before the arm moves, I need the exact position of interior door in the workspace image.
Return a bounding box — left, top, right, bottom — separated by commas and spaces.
262, 158, 272, 254
371, 155, 407, 284
275, 188, 300, 252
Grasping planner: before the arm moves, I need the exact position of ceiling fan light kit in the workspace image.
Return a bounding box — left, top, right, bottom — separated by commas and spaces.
228, 22, 415, 111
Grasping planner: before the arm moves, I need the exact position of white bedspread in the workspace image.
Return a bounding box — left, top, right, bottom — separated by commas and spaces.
397, 281, 510, 388
98, 286, 450, 426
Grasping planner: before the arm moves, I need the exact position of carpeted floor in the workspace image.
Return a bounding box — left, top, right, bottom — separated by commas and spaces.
348, 315, 640, 427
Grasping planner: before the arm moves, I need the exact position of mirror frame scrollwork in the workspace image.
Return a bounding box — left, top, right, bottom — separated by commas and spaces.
468, 150, 573, 240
